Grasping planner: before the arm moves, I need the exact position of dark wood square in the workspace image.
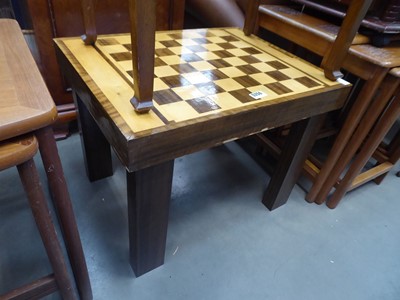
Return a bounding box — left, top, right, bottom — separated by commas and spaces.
186, 45, 208, 52
295, 76, 321, 88
186, 97, 221, 113
266, 82, 293, 95
161, 75, 191, 88
180, 53, 203, 62
217, 42, 236, 49
266, 70, 291, 81
123, 44, 132, 51
213, 50, 235, 58
240, 55, 262, 63
153, 89, 183, 105
230, 89, 257, 103
220, 36, 240, 42
160, 40, 181, 47
171, 63, 198, 74
110, 52, 132, 61
97, 38, 119, 46
207, 59, 232, 68
155, 48, 175, 57
168, 33, 183, 39
196, 83, 225, 95
192, 38, 211, 44
201, 69, 229, 81
233, 76, 260, 88
155, 57, 167, 67
241, 47, 263, 55
237, 65, 261, 75
266, 61, 289, 70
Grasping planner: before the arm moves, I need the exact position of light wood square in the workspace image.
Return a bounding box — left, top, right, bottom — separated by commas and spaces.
222, 57, 248, 67
172, 85, 205, 100
250, 73, 277, 84
160, 55, 184, 65
155, 66, 179, 77
181, 72, 211, 84
215, 78, 245, 91
189, 61, 216, 71
153, 78, 170, 91
219, 66, 246, 78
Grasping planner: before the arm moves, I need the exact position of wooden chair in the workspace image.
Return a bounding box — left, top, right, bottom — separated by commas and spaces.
0, 136, 77, 299
0, 19, 91, 299
26, 0, 186, 138
243, 0, 400, 207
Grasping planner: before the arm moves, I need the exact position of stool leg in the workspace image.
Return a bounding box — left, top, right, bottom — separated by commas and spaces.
314, 74, 400, 205
327, 94, 400, 208
17, 159, 76, 300
306, 67, 388, 203
36, 126, 92, 300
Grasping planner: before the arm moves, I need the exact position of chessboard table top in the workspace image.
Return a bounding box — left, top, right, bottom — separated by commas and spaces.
55, 28, 350, 170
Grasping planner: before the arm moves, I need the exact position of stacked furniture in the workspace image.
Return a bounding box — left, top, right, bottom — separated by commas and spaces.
0, 19, 91, 299
246, 0, 400, 208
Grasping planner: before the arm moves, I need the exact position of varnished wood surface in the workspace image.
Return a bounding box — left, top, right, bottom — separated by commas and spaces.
55, 28, 351, 171
0, 135, 38, 171
258, 5, 370, 45
0, 19, 57, 141
348, 42, 400, 68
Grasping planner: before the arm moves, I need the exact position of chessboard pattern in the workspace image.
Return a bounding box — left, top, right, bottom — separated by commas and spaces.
58, 28, 342, 135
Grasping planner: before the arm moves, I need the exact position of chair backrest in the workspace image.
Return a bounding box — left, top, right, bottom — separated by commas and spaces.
243, 0, 373, 80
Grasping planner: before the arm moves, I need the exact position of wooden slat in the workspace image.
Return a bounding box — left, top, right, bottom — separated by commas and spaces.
0, 274, 58, 300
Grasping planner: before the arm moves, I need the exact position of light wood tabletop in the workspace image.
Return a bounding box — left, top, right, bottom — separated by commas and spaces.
0, 19, 57, 141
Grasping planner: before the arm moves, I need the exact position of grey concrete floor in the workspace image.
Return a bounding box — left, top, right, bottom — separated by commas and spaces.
1, 133, 399, 299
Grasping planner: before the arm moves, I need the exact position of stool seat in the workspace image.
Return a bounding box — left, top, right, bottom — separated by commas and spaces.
0, 135, 38, 171
0, 19, 57, 141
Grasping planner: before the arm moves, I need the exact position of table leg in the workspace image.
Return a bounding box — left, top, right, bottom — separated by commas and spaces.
263, 114, 325, 210
127, 160, 174, 276
36, 126, 92, 300
74, 91, 113, 181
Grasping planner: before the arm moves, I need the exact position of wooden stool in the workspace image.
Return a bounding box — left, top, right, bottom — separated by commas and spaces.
0, 19, 91, 299
0, 136, 76, 299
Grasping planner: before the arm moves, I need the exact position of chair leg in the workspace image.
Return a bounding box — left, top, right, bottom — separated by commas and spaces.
17, 158, 76, 300
35, 126, 92, 300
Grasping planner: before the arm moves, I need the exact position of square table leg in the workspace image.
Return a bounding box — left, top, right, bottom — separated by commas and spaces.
263, 114, 325, 210
74, 92, 113, 182
127, 160, 175, 276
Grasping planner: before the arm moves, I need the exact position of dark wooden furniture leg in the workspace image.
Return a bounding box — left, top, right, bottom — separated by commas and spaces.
263, 114, 325, 210
35, 126, 92, 300
127, 160, 174, 276
81, 0, 97, 45
17, 158, 76, 300
74, 91, 113, 182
